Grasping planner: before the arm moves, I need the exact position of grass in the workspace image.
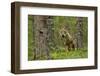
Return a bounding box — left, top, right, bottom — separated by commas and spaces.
51, 48, 88, 60
28, 48, 88, 61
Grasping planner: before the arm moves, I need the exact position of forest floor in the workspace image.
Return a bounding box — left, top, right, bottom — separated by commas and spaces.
28, 48, 88, 61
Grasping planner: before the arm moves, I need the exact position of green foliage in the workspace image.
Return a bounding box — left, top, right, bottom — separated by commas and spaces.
28, 16, 34, 60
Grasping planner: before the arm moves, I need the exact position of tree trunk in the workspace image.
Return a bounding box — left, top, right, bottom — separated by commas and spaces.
76, 17, 83, 49
33, 16, 53, 60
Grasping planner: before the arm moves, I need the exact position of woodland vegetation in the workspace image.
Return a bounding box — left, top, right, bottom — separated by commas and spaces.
28, 15, 88, 60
